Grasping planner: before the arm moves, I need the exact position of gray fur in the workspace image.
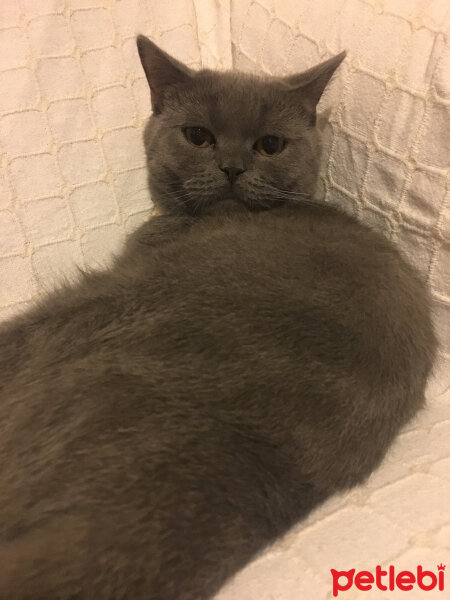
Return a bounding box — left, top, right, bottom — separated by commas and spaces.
137, 36, 345, 215
0, 37, 436, 599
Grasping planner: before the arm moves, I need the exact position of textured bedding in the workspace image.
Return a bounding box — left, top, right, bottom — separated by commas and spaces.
0, 0, 449, 597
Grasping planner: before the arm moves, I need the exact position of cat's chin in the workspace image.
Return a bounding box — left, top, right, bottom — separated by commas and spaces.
201, 197, 250, 217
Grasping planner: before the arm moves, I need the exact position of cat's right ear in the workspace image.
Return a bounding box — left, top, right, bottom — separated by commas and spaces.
284, 51, 346, 125
136, 35, 192, 115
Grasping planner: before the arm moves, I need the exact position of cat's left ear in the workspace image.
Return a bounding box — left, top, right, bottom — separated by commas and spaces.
284, 51, 346, 125
136, 35, 193, 115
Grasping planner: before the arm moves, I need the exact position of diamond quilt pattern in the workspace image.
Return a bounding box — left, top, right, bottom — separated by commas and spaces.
0, 1, 448, 598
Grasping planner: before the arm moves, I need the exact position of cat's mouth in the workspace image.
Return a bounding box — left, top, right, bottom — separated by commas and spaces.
190, 185, 255, 216
222, 180, 253, 201
221, 183, 278, 212
219, 184, 254, 209
163, 178, 283, 216
203, 197, 250, 216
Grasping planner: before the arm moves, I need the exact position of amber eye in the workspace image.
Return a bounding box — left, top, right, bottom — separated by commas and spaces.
184, 126, 215, 148
254, 135, 284, 157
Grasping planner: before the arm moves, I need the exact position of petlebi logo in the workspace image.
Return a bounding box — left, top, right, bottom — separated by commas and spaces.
330, 564, 446, 596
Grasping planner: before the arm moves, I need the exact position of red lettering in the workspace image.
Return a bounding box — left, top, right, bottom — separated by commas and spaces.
396, 571, 415, 591
375, 565, 387, 591
330, 569, 355, 597
417, 565, 437, 590
438, 568, 445, 591
331, 564, 445, 596
389, 565, 395, 591
354, 571, 374, 591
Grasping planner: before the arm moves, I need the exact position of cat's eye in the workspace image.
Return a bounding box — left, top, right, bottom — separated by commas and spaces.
254, 135, 285, 157
184, 127, 215, 148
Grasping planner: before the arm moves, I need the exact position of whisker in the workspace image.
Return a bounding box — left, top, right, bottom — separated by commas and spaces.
150, 177, 328, 214
258, 183, 312, 198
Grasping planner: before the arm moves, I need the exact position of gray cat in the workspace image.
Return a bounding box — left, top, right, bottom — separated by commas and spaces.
0, 36, 436, 600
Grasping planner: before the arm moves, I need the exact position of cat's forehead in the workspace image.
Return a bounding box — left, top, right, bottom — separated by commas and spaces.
174, 71, 303, 138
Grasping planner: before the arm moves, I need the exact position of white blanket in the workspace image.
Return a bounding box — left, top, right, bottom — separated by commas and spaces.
0, 0, 449, 597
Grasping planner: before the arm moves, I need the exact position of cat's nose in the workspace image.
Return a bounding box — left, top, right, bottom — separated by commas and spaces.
220, 166, 245, 184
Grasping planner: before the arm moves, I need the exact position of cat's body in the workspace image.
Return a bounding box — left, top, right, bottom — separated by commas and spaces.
0, 37, 436, 599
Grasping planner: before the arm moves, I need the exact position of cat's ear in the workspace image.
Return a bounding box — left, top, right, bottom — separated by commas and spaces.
136, 35, 192, 115
284, 51, 346, 125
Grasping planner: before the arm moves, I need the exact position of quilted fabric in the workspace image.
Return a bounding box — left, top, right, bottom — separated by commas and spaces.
0, 1, 448, 598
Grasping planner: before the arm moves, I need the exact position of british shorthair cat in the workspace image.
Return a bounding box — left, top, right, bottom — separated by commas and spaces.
0, 36, 436, 599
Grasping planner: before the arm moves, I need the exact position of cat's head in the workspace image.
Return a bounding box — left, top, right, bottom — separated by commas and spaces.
137, 36, 345, 216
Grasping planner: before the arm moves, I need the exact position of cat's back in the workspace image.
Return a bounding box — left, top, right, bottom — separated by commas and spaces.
3, 203, 431, 434
0, 205, 433, 392
0, 205, 437, 600
128, 205, 431, 341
